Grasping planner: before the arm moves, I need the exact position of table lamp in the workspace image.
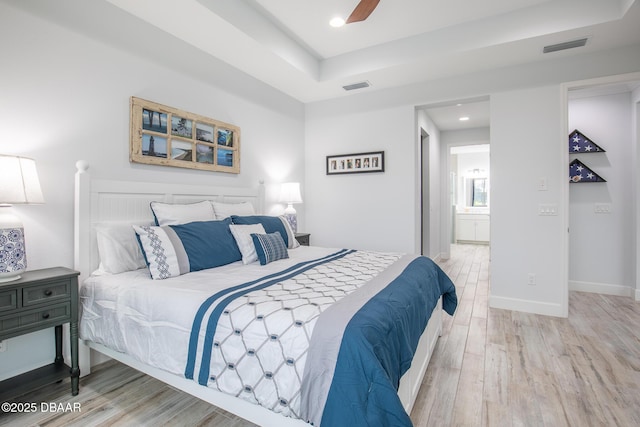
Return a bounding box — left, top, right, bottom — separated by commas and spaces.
0, 155, 44, 282
278, 182, 302, 233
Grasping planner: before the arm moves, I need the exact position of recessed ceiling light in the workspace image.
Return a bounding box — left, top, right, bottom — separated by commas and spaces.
330, 17, 345, 27
459, 116, 470, 121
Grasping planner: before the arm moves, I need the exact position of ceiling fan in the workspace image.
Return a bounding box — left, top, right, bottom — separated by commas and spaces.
346, 0, 380, 24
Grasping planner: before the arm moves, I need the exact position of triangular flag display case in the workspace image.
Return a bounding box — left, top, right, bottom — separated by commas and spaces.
569, 129, 606, 153
569, 159, 606, 183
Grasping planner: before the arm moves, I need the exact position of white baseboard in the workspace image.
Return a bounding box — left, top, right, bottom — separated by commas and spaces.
635, 288, 640, 301
569, 280, 633, 297
489, 295, 565, 317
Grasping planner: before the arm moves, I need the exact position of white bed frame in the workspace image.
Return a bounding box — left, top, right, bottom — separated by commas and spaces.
73, 161, 442, 426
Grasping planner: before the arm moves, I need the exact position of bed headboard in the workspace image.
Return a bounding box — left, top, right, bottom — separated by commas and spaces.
73, 161, 265, 281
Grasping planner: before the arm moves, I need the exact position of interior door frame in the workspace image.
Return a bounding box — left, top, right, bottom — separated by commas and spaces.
420, 128, 430, 256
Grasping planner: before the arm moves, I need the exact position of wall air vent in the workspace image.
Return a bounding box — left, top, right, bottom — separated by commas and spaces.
343, 81, 371, 91
543, 38, 589, 54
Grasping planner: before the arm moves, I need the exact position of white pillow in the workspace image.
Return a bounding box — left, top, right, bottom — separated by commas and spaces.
150, 200, 215, 226
96, 224, 147, 274
229, 223, 266, 264
212, 201, 256, 220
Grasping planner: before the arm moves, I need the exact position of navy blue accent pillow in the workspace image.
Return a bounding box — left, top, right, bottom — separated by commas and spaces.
231, 215, 291, 247
251, 232, 289, 265
170, 218, 242, 271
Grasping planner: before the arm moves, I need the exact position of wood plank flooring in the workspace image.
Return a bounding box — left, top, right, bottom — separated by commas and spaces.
411, 244, 640, 427
2, 244, 639, 426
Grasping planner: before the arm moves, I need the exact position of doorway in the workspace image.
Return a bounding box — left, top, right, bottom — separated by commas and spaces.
565, 76, 640, 301
450, 144, 491, 245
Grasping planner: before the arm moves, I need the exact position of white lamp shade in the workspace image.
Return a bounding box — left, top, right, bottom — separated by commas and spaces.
278, 182, 302, 204
0, 155, 45, 204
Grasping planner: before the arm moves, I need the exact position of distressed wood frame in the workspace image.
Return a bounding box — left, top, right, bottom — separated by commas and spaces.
129, 97, 240, 174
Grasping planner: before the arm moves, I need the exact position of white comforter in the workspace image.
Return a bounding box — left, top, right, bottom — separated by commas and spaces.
79, 246, 400, 419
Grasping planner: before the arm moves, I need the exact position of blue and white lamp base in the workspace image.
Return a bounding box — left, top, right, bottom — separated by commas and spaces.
283, 204, 298, 233
0, 208, 26, 282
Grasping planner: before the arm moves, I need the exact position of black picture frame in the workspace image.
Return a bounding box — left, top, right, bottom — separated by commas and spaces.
326, 151, 385, 175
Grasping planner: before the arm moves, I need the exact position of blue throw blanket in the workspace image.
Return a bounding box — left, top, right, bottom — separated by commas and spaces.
307, 256, 456, 426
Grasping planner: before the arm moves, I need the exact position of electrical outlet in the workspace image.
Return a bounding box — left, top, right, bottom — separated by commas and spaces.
0, 340, 6, 352
527, 273, 536, 285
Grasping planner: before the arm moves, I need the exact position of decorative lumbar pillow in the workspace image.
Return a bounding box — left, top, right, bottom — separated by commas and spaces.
95, 224, 147, 274
251, 232, 289, 265
229, 223, 266, 264
150, 200, 215, 226
133, 218, 241, 280
231, 215, 300, 249
211, 201, 256, 220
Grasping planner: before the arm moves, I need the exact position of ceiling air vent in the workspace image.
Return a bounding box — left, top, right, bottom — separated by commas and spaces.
343, 81, 371, 91
543, 38, 589, 54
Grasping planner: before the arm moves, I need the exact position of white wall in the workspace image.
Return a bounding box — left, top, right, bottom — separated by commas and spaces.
568, 92, 635, 296
304, 105, 418, 253
0, 2, 305, 380
490, 86, 567, 316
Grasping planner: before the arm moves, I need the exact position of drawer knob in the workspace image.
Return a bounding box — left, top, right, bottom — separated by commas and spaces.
42, 313, 50, 319
44, 290, 53, 296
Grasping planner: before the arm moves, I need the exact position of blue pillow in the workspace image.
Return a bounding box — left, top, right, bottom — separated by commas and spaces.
251, 232, 289, 265
231, 215, 300, 249
133, 218, 241, 279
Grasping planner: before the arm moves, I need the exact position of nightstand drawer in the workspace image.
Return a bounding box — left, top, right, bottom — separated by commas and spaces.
0, 302, 71, 337
23, 280, 70, 307
0, 289, 17, 312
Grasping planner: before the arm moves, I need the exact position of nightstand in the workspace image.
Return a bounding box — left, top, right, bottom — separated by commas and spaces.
0, 267, 80, 400
295, 232, 310, 246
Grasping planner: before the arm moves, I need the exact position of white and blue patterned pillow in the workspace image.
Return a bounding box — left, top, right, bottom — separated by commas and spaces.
133, 218, 241, 280
251, 232, 289, 265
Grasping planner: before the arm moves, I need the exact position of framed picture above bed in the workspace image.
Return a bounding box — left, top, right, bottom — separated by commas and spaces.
130, 97, 240, 174
326, 151, 384, 175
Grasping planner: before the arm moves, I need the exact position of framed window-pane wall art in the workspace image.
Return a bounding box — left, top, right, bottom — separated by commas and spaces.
130, 97, 240, 173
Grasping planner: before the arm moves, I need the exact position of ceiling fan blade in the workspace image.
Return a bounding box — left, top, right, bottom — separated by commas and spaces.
346, 0, 380, 24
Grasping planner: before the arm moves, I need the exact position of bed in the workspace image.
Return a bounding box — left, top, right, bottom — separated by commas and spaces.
73, 161, 457, 427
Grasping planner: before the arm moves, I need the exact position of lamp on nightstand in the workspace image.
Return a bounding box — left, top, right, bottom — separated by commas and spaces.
279, 182, 302, 233
0, 155, 44, 282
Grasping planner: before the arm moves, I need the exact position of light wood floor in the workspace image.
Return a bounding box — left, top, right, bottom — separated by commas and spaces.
2, 244, 639, 426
